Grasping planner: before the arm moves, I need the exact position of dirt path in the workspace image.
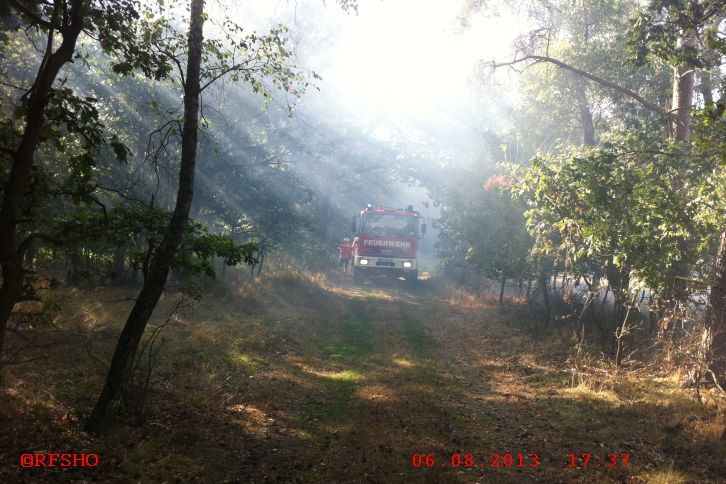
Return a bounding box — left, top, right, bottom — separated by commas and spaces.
217, 275, 722, 483
1, 273, 723, 483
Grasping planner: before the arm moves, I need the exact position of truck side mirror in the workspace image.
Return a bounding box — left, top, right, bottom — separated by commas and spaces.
351, 216, 357, 234
421, 223, 427, 234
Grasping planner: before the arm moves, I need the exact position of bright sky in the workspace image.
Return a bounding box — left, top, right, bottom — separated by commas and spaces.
314, 1, 522, 113
216, 0, 529, 160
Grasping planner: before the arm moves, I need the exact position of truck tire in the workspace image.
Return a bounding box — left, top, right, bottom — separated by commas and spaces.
353, 268, 365, 285
405, 271, 418, 289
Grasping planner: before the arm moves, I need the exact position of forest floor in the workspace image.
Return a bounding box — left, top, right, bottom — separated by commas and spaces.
1, 270, 724, 483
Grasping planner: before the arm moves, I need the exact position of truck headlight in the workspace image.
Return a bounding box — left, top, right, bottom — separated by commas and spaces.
403, 261, 412, 268
359, 258, 369, 265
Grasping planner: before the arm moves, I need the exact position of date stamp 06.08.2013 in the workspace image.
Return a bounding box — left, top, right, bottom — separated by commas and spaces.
410, 452, 631, 470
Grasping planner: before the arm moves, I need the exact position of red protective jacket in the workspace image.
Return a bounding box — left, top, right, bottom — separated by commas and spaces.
338, 242, 353, 259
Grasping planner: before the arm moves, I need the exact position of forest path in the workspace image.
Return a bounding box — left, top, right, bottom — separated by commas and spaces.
1, 272, 722, 483
211, 273, 707, 483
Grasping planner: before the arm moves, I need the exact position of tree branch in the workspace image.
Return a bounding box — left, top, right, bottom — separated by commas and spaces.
17, 232, 66, 259
0, 80, 29, 93
9, 0, 53, 29
490, 54, 671, 120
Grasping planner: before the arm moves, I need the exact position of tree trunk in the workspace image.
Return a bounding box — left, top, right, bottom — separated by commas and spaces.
665, 31, 697, 303
66, 249, 82, 286
0, 1, 86, 374
526, 279, 532, 301
608, 262, 631, 356
704, 229, 726, 386
316, 197, 332, 245
23, 240, 36, 272
671, 64, 694, 142
85, 0, 205, 433
575, 84, 597, 147
540, 272, 551, 329
699, 71, 713, 106
698, 15, 724, 108
257, 249, 265, 277
615, 294, 638, 367
129, 236, 144, 285
499, 277, 505, 305
671, 31, 697, 143
111, 246, 127, 284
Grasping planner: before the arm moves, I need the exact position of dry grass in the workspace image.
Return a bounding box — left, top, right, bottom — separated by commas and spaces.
445, 285, 517, 309
1, 269, 725, 483
643, 462, 690, 484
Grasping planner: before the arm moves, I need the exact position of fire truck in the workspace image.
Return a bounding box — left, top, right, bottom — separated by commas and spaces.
350, 204, 426, 287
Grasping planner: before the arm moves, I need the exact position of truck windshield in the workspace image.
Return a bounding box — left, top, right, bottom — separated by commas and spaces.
362, 213, 418, 237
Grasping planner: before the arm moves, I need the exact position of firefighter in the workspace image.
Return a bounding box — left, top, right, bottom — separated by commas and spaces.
338, 238, 353, 272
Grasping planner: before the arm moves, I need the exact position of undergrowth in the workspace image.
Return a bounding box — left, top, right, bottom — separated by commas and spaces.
0, 270, 723, 483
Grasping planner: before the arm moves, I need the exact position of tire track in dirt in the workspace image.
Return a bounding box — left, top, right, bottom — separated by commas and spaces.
390, 285, 541, 483
395, 284, 651, 483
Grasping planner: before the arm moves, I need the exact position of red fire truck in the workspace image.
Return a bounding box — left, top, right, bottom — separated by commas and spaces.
350, 204, 426, 287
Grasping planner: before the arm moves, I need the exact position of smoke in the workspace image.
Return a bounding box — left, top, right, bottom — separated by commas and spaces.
195, 0, 532, 263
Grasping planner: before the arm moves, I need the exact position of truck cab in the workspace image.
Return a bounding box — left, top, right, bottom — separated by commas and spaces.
350, 204, 426, 287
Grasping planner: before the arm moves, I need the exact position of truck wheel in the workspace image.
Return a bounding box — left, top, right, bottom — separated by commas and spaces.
353, 268, 365, 285
405, 271, 418, 289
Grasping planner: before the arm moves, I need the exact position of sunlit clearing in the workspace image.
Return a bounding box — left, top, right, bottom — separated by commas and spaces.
356, 385, 397, 402
227, 353, 265, 371
564, 384, 620, 404
392, 357, 415, 368
517, 353, 551, 371
226, 403, 268, 435
343, 286, 401, 301
303, 368, 363, 381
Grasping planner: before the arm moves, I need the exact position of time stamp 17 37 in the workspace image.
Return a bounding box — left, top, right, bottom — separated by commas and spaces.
410, 452, 631, 470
